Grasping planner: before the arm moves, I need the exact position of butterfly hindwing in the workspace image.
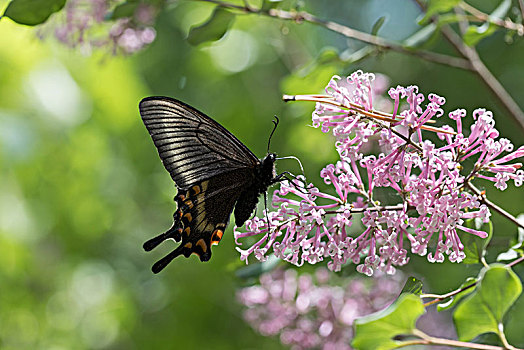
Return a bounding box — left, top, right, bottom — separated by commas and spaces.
143, 169, 253, 273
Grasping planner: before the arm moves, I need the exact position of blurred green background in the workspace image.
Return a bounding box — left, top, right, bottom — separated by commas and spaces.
1, 0, 523, 349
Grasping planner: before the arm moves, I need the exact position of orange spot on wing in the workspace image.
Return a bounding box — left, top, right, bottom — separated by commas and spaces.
184, 213, 192, 222
184, 242, 192, 249
184, 227, 191, 237
196, 239, 207, 253
211, 229, 224, 246
191, 185, 201, 195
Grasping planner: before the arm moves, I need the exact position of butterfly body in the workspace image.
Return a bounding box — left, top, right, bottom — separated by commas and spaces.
139, 97, 277, 273
234, 153, 277, 225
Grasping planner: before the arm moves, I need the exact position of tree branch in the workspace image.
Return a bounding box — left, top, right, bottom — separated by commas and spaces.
440, 25, 524, 132
199, 0, 472, 70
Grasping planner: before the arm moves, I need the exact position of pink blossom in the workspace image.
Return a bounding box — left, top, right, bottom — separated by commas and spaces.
235, 72, 523, 275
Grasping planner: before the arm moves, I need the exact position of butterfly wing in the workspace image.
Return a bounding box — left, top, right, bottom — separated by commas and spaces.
139, 97, 260, 272
144, 169, 253, 273
139, 96, 259, 188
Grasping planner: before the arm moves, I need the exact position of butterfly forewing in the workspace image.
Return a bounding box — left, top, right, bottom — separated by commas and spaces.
140, 97, 259, 189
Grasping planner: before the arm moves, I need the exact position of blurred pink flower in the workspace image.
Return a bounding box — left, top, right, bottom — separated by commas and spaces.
237, 268, 404, 350
46, 0, 158, 54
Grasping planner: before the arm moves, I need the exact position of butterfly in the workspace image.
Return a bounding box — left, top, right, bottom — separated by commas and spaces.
139, 96, 279, 273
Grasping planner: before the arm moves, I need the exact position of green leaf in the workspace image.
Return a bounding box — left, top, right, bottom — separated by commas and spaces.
109, 2, 139, 20
462, 218, 492, 264
317, 47, 341, 65
2, 0, 66, 26
453, 265, 522, 341
463, 22, 498, 47
419, 0, 460, 24
352, 294, 425, 350
371, 16, 386, 36
437, 277, 477, 311
235, 255, 280, 279
187, 7, 236, 46
261, 0, 282, 12
400, 276, 423, 295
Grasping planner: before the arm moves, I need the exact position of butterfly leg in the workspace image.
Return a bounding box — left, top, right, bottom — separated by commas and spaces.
273, 171, 309, 194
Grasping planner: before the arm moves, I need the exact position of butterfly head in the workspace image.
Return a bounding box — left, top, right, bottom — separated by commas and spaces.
261, 153, 277, 181
264, 153, 277, 164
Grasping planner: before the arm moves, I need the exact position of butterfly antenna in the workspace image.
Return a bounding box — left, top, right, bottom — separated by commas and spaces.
276, 155, 306, 179
267, 115, 280, 153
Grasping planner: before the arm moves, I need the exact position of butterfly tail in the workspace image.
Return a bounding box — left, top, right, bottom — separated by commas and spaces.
151, 245, 190, 274
143, 215, 183, 252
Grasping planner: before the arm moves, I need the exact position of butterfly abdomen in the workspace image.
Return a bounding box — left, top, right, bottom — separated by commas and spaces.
234, 153, 277, 226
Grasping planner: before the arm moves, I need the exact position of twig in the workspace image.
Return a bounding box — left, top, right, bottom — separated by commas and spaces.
199, 0, 472, 70
410, 329, 522, 350
434, 18, 524, 134
411, 0, 524, 134
459, 2, 524, 34
421, 280, 477, 307
466, 182, 524, 230
421, 254, 524, 308
506, 255, 524, 268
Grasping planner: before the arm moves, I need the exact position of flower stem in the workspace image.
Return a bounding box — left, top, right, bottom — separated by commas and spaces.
466, 182, 524, 230
421, 256, 524, 307
421, 280, 477, 307
410, 329, 522, 350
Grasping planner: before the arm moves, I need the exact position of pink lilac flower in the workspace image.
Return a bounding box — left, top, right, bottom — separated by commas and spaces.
45, 0, 157, 54
235, 71, 524, 275
237, 268, 404, 350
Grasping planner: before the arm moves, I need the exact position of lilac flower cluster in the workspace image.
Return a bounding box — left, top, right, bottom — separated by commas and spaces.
235, 71, 524, 275
237, 268, 403, 350
48, 0, 157, 54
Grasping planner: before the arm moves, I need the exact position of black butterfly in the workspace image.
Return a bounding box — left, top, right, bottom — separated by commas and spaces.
139, 96, 279, 273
